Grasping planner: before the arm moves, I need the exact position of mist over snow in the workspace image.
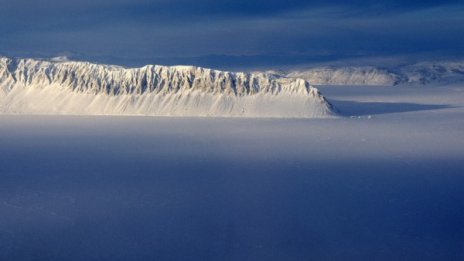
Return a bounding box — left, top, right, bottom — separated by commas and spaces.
1, 83, 464, 260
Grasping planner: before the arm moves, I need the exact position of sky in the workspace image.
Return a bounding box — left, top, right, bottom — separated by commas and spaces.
0, 0, 463, 69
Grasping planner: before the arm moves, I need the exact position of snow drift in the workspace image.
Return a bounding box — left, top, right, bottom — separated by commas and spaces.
0, 57, 335, 118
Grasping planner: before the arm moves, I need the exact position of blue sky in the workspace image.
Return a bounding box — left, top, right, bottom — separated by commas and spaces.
0, 0, 463, 69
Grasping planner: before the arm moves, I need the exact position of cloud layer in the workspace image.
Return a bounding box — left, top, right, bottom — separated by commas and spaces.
0, 0, 463, 68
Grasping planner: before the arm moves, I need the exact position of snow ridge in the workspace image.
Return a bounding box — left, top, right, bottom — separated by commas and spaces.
287, 66, 399, 86
285, 62, 464, 86
0, 57, 334, 118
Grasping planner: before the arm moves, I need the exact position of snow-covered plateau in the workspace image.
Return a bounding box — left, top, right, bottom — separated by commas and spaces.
0, 57, 334, 118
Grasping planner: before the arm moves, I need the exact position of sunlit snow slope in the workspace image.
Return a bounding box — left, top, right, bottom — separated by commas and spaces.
0, 57, 334, 118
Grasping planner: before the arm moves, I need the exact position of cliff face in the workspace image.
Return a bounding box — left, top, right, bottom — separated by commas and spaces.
0, 57, 335, 118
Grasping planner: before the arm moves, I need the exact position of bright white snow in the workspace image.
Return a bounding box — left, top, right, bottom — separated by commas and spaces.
0, 57, 334, 118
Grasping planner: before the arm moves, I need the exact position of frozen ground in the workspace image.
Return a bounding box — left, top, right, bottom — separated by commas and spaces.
1, 85, 464, 260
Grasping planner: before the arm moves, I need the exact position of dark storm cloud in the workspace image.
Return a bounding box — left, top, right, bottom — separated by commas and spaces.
0, 0, 463, 68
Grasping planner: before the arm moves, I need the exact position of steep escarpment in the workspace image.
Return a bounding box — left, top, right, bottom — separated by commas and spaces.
0, 57, 335, 118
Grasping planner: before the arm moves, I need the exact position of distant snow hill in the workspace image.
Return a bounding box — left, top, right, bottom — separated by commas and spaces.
284, 62, 464, 86
0, 57, 334, 118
